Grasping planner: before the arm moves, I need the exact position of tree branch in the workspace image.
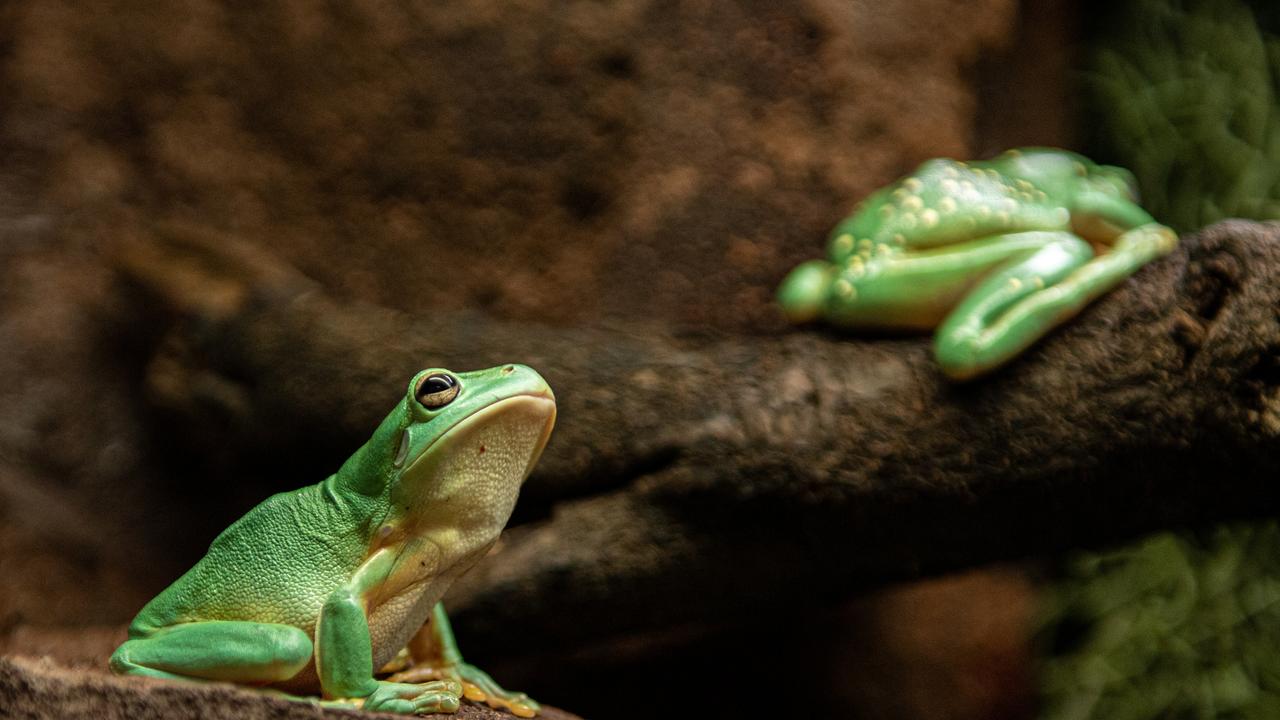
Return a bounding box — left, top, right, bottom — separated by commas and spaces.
119, 220, 1280, 654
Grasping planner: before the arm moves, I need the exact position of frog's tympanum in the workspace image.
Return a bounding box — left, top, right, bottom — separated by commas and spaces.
777, 148, 1177, 379
111, 366, 556, 717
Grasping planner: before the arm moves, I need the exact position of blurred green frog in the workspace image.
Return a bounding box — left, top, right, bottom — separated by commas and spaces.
778, 148, 1177, 379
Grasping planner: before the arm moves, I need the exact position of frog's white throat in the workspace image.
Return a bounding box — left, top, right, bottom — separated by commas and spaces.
389, 394, 555, 567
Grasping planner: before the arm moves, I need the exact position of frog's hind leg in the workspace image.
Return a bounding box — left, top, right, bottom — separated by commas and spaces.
822, 231, 1073, 330
934, 225, 1176, 379
109, 620, 313, 684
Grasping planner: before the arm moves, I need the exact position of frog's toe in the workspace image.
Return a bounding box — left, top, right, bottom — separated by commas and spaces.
412, 691, 461, 714
460, 679, 488, 702
363, 680, 462, 715
469, 688, 538, 719
384, 662, 538, 716
490, 687, 536, 711
456, 664, 540, 717
777, 260, 835, 323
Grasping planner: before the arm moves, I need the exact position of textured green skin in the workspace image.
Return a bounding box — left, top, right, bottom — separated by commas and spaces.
110, 365, 555, 715
777, 148, 1178, 379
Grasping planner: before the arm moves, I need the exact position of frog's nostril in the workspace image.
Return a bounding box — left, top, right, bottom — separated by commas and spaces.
502, 365, 515, 374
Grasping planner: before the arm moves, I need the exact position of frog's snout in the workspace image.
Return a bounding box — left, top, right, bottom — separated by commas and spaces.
1098, 164, 1141, 202
777, 260, 835, 323
499, 363, 555, 404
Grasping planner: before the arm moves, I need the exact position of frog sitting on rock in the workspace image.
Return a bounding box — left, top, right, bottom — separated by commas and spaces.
110, 365, 555, 717
777, 148, 1177, 379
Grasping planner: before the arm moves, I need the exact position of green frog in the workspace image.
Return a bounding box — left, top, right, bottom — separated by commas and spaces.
110, 365, 556, 717
777, 148, 1177, 379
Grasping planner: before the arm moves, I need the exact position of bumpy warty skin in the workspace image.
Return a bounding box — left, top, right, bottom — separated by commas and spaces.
128, 483, 369, 639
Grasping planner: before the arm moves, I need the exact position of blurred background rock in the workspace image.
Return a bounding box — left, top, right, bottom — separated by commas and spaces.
0, 0, 1277, 718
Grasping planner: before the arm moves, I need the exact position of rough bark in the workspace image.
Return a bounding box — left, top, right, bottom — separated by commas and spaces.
0, 656, 582, 720
118, 220, 1280, 656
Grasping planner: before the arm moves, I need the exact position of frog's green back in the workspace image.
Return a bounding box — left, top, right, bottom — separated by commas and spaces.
128, 481, 373, 637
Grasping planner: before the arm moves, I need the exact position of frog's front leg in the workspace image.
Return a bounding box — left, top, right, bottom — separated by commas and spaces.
316, 549, 463, 714
385, 602, 540, 718
935, 224, 1176, 379
1071, 189, 1159, 243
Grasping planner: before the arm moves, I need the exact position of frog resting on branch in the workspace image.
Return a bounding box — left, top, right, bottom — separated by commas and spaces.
110, 365, 556, 717
777, 148, 1178, 379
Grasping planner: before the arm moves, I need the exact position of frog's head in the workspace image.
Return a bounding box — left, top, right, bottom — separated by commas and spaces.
337, 365, 556, 567
777, 259, 836, 323
1084, 163, 1141, 202
998, 148, 1140, 202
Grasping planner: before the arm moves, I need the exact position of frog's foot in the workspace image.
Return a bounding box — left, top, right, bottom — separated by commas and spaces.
387, 663, 539, 718
934, 224, 1175, 378
777, 259, 836, 323
357, 679, 462, 715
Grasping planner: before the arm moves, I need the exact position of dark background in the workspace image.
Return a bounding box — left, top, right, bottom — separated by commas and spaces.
2, 1, 1276, 718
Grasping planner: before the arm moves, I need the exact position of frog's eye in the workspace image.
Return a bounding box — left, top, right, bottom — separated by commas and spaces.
415, 373, 459, 409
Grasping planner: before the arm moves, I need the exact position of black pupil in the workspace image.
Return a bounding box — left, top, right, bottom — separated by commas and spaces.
418, 374, 457, 404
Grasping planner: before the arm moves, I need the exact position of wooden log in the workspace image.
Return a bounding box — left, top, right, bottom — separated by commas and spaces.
117, 220, 1280, 655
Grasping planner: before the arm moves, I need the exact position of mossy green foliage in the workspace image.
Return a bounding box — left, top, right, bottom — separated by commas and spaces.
1086, 0, 1280, 232
1038, 525, 1280, 719
1038, 2, 1280, 717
